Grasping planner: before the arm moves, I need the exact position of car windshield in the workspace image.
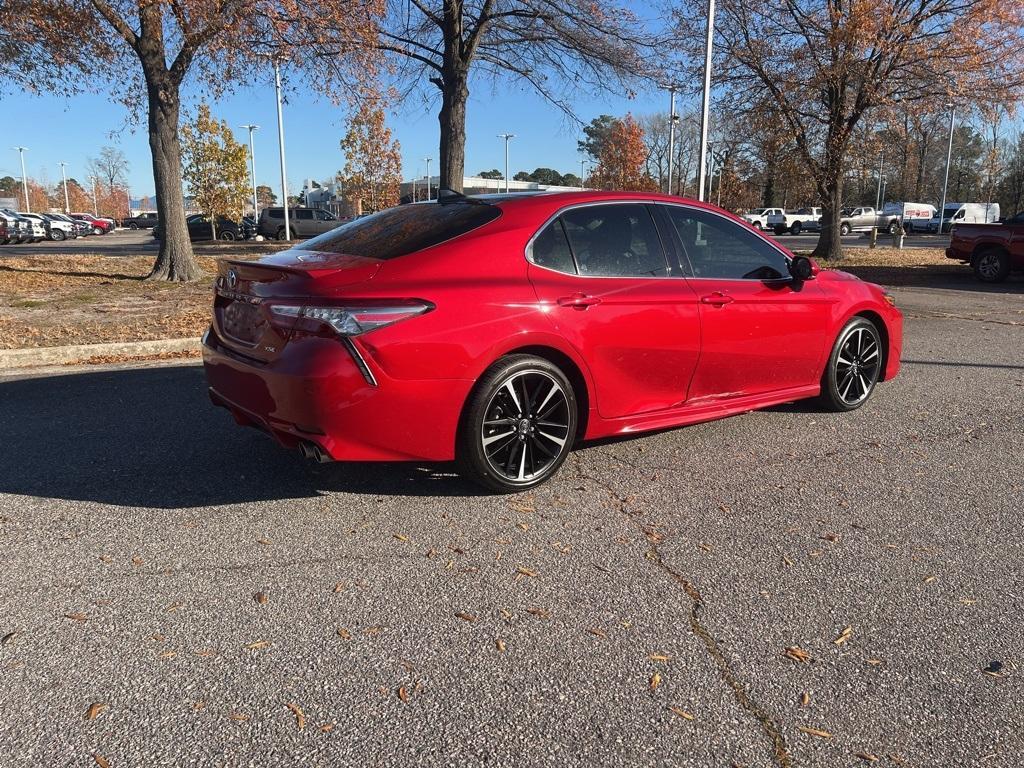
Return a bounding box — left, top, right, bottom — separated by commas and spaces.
295, 202, 502, 260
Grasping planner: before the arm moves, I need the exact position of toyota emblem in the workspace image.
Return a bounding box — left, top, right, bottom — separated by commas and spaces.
227, 269, 238, 289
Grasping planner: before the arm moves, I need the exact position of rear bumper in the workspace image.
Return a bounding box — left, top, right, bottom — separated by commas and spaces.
202, 327, 473, 462
945, 246, 971, 262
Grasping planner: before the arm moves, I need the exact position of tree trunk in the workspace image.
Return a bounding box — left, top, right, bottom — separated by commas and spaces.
144, 73, 201, 281
437, 71, 469, 193
813, 174, 844, 261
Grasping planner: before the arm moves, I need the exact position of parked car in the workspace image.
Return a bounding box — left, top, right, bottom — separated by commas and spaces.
923, 202, 999, 234
69, 213, 112, 235
837, 206, 902, 236
258, 206, 342, 240
740, 207, 784, 230
122, 212, 159, 229
203, 190, 903, 492
0, 211, 25, 243
945, 211, 1024, 282
20, 212, 73, 241
40, 213, 82, 239
768, 207, 822, 235
1, 210, 44, 242
154, 214, 254, 241
882, 202, 935, 233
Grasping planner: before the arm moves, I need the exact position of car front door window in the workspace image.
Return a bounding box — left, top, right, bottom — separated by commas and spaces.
665, 206, 789, 280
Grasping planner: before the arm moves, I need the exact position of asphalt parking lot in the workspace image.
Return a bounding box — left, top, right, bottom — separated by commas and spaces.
1, 274, 1022, 766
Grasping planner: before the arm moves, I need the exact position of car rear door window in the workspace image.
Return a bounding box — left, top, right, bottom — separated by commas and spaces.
665, 206, 789, 280
559, 204, 670, 277
296, 209, 314, 220
529, 219, 577, 274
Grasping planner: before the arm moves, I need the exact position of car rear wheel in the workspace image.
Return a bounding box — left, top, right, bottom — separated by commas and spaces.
840, 223, 851, 236
219, 230, 236, 241
128, 222, 138, 230
972, 248, 1010, 283
790, 221, 802, 235
458, 355, 577, 493
93, 226, 103, 236
51, 229, 66, 241
818, 317, 882, 412
751, 221, 763, 230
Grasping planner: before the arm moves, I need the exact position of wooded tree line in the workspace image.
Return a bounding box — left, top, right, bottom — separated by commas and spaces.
2, 0, 1022, 276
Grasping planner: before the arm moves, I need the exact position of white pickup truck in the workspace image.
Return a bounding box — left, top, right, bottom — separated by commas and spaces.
766, 207, 822, 235
740, 207, 784, 230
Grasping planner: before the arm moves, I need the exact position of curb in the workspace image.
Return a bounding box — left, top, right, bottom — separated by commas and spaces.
0, 337, 200, 369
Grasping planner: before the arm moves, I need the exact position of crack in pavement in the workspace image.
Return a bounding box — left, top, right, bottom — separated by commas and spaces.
572, 455, 793, 768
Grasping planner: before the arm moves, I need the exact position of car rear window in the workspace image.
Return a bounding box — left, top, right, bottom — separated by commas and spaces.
295, 202, 501, 259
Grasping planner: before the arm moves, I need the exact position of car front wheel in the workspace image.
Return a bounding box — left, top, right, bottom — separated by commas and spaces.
819, 318, 883, 412
219, 230, 236, 241
458, 355, 577, 493
791, 222, 802, 235
840, 223, 851, 236
972, 248, 1010, 283
51, 229, 66, 241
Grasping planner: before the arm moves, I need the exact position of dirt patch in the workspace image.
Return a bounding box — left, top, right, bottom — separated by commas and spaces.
0, 255, 246, 349
65, 349, 202, 366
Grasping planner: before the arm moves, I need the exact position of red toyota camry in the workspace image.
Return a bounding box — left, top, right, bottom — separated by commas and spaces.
203, 191, 902, 492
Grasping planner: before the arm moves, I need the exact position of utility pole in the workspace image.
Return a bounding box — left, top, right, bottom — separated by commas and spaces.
497, 134, 515, 193
696, 0, 716, 201
875, 151, 885, 210
14, 146, 29, 211
660, 85, 679, 194
59, 162, 70, 213
938, 104, 956, 236
706, 144, 716, 202
241, 124, 260, 223
423, 158, 432, 200
89, 176, 98, 216
580, 158, 587, 187
272, 58, 290, 241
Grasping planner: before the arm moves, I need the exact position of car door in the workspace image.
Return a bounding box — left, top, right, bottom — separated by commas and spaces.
294, 208, 315, 237
314, 209, 338, 234
661, 204, 834, 401
187, 215, 212, 240
526, 202, 701, 419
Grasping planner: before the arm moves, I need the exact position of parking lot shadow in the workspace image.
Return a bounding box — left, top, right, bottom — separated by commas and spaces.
0, 364, 481, 508
840, 263, 1024, 293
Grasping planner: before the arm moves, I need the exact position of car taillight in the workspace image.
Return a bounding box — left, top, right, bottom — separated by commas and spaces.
268, 301, 433, 337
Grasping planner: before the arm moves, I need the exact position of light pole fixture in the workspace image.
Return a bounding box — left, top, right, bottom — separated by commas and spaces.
240, 124, 260, 222
13, 147, 29, 211
59, 161, 70, 213
696, 0, 716, 202
89, 175, 99, 216
875, 151, 885, 210
659, 84, 681, 194
423, 158, 432, 200
939, 104, 956, 236
497, 134, 515, 193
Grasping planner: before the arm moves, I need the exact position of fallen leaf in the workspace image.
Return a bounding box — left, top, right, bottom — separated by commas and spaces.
510, 502, 535, 513
131, 556, 143, 567
158, 650, 177, 659
516, 566, 539, 578
865, 658, 883, 666
669, 706, 694, 720
782, 555, 794, 567
363, 626, 383, 636
455, 612, 476, 622
821, 533, 840, 543
1, 631, 15, 646
799, 726, 832, 739
834, 626, 853, 645
166, 602, 183, 613
254, 592, 268, 605
923, 575, 937, 584
526, 607, 550, 619
332, 582, 345, 593
336, 628, 351, 640
853, 753, 879, 763
245, 640, 271, 650
393, 534, 409, 542
698, 543, 712, 552
98, 555, 113, 563
800, 691, 811, 707
65, 612, 88, 622
784, 646, 812, 663
649, 673, 662, 691
229, 712, 249, 722
587, 628, 607, 639
85, 702, 107, 720
92, 754, 111, 768
649, 653, 671, 662
320, 723, 335, 732
516, 522, 530, 531
495, 638, 506, 652
195, 649, 217, 658
398, 686, 410, 703
285, 702, 305, 730
193, 700, 206, 710
256, 538, 272, 546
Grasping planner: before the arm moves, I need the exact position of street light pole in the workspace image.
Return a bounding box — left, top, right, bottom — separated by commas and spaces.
89, 176, 98, 216
272, 58, 290, 241
875, 151, 885, 210
241, 124, 260, 223
14, 147, 29, 211
497, 134, 515, 193
938, 104, 956, 236
696, 0, 716, 202
424, 158, 432, 200
59, 162, 70, 213
660, 85, 679, 194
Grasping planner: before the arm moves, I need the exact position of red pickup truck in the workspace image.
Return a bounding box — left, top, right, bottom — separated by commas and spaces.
946, 212, 1024, 282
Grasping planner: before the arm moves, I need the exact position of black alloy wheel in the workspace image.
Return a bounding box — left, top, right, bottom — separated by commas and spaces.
819, 317, 883, 411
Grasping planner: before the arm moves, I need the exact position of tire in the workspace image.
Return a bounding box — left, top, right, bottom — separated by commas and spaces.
93, 226, 103, 236
773, 226, 785, 235
972, 248, 1010, 283
887, 221, 898, 235
840, 223, 851, 236
818, 317, 883, 412
276, 227, 290, 241
457, 355, 578, 493
752, 221, 763, 230
51, 229, 66, 241
128, 222, 138, 230
219, 230, 236, 241
790, 222, 802, 235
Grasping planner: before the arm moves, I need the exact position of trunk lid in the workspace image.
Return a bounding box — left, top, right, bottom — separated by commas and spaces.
212, 250, 383, 363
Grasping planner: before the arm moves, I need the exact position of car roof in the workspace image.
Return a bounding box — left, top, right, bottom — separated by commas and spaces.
486, 189, 725, 213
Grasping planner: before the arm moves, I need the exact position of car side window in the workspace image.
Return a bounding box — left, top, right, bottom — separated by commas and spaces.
296, 209, 314, 220
559, 204, 670, 278
529, 219, 577, 274
664, 206, 790, 281
315, 209, 335, 221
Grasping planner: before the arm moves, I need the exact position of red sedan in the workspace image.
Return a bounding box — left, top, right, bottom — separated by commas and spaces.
203, 191, 902, 492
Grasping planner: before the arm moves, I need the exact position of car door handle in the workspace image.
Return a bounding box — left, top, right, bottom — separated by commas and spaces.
557, 293, 602, 310
700, 292, 734, 307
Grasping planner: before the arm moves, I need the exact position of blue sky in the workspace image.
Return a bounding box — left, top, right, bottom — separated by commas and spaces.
1, 71, 685, 200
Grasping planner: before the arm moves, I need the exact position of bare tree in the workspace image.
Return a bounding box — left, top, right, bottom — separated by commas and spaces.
87, 146, 131, 192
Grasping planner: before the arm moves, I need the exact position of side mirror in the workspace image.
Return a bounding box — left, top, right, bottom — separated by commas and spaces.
789, 255, 815, 281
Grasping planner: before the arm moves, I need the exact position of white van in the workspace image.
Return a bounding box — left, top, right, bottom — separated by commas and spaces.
923, 203, 999, 234
883, 202, 936, 232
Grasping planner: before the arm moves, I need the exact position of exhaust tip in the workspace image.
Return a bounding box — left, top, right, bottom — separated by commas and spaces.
300, 440, 333, 463
298, 441, 313, 460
